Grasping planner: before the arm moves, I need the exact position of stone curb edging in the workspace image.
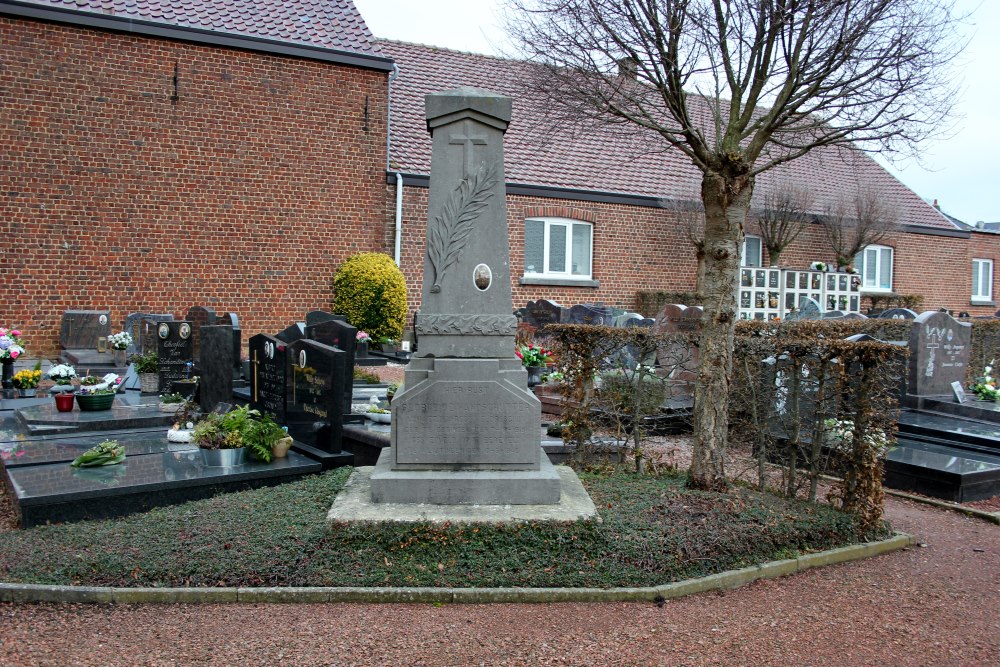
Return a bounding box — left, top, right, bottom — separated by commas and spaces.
885, 490, 1000, 525
0, 532, 913, 605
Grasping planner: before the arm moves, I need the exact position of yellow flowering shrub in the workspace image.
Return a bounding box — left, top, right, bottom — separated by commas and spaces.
332, 252, 408, 342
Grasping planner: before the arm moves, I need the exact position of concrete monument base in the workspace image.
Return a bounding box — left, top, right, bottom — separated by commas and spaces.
329, 463, 596, 524
369, 447, 562, 505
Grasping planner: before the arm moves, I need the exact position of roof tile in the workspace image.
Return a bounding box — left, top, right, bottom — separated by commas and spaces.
379, 40, 955, 231
18, 0, 383, 57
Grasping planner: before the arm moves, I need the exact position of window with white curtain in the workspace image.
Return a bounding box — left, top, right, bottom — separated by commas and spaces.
741, 235, 763, 267
972, 259, 994, 302
524, 218, 593, 280
854, 245, 893, 291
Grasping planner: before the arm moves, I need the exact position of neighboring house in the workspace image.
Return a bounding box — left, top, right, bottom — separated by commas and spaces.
0, 0, 393, 352
379, 40, 998, 317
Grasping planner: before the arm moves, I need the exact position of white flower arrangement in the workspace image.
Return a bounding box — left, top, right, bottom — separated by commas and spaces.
47, 364, 77, 383
810, 261, 827, 272
108, 331, 133, 350
822, 418, 893, 453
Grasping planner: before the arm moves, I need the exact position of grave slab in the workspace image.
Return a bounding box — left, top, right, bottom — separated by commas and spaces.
14, 394, 175, 434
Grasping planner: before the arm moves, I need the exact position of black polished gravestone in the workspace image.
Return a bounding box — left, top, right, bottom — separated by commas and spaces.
305, 310, 345, 327
567, 304, 611, 326
276, 322, 306, 344
156, 321, 193, 395
219, 313, 242, 382
522, 299, 564, 333
249, 333, 287, 423
285, 339, 352, 468
305, 318, 357, 419
123, 313, 173, 355
199, 325, 234, 412
185, 306, 217, 367
59, 310, 112, 350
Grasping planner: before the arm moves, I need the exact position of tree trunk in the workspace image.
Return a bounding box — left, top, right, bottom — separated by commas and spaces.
687, 170, 753, 491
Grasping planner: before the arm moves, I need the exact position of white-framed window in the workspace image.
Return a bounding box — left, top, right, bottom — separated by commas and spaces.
524, 218, 593, 280
854, 245, 893, 291
741, 235, 763, 267
972, 259, 994, 303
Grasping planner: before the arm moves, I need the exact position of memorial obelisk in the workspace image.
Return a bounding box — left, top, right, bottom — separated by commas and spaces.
370, 87, 561, 504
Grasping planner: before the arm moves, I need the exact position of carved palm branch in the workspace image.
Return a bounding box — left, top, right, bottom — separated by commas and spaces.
427, 162, 498, 293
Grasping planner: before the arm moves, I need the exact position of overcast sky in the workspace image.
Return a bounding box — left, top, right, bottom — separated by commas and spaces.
354, 0, 998, 225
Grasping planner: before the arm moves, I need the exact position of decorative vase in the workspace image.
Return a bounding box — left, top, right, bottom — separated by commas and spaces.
18, 387, 34, 398
112, 349, 127, 367
139, 373, 159, 394
272, 436, 293, 459
200, 447, 247, 467
54, 393, 75, 412
1, 359, 12, 395
526, 365, 544, 388
357, 340, 369, 357
76, 392, 116, 411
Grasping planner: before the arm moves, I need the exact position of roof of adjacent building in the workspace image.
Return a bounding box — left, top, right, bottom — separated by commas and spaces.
9, 0, 384, 57
380, 40, 957, 232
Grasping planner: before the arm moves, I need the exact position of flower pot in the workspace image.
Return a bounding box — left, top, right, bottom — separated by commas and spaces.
112, 349, 127, 367
159, 402, 184, 413
357, 340, 369, 357
200, 447, 247, 467
1, 359, 12, 394
139, 373, 159, 394
54, 393, 75, 412
76, 392, 116, 411
526, 365, 544, 388
367, 411, 391, 424
18, 387, 34, 398
272, 436, 293, 459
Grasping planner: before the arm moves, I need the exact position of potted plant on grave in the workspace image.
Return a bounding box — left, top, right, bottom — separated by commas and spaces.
130, 351, 159, 394
515, 343, 555, 388
76, 374, 121, 411
244, 414, 289, 461
378, 337, 399, 354
12, 365, 42, 398
386, 381, 401, 403
0, 327, 25, 395
159, 392, 187, 414
193, 411, 244, 467
367, 404, 391, 424
356, 330, 371, 357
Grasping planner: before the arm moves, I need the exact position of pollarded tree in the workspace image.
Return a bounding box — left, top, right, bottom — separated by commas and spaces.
752, 185, 814, 268
504, 0, 962, 490
820, 187, 899, 271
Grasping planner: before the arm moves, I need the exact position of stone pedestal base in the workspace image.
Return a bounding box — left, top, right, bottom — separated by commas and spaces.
370, 447, 561, 505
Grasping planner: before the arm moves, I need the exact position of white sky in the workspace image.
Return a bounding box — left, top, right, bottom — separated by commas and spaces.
354, 0, 998, 224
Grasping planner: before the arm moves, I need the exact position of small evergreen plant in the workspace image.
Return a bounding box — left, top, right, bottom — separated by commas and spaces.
332, 252, 407, 342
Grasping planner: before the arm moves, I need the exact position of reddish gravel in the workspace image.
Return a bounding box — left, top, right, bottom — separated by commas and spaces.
0, 497, 995, 666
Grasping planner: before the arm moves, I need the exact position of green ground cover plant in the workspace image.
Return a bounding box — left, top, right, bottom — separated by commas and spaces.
0, 469, 888, 589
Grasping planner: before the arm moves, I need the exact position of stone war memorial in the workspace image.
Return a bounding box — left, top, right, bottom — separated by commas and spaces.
332, 87, 594, 520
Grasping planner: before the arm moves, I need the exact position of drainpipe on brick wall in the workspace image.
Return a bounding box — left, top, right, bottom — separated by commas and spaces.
387, 62, 403, 266
394, 172, 403, 266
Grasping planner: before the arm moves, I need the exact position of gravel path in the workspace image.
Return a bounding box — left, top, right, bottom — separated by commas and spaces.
0, 497, 995, 666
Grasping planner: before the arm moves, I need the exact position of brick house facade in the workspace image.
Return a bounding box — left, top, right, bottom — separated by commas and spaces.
1, 1, 393, 355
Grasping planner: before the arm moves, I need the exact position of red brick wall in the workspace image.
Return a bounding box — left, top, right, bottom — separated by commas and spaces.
1, 17, 388, 355
392, 185, 1000, 318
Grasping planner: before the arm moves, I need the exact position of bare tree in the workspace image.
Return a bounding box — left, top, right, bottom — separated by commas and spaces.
504, 0, 962, 490
751, 186, 815, 267
820, 188, 899, 270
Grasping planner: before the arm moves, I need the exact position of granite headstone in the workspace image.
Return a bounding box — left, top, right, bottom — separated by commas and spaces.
286, 339, 345, 453
908, 311, 971, 397
305, 317, 357, 417
156, 321, 193, 395
276, 322, 306, 344
249, 333, 288, 422
184, 306, 217, 366
198, 325, 234, 412
59, 310, 112, 350
123, 313, 173, 355
879, 308, 918, 320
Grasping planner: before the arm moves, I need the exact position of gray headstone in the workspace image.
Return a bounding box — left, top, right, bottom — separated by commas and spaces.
908, 311, 971, 397
786, 297, 822, 321
372, 87, 560, 505
123, 313, 173, 355
822, 311, 845, 319
59, 310, 112, 350
184, 306, 217, 364
249, 333, 287, 423
614, 312, 643, 328
306, 318, 357, 417
199, 325, 234, 412
567, 304, 611, 326
880, 308, 918, 320
286, 339, 346, 453
156, 321, 193, 395
276, 322, 306, 344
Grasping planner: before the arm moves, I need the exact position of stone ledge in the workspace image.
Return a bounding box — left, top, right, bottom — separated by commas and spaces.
0, 533, 913, 604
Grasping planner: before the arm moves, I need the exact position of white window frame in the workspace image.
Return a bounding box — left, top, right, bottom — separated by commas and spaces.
855, 244, 893, 292
741, 234, 763, 267
523, 218, 593, 281
972, 259, 994, 303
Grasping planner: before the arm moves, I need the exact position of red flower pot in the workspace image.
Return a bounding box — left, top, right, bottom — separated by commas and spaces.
54, 393, 75, 412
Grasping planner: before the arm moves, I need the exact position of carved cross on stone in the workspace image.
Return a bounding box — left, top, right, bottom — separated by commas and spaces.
449, 121, 487, 178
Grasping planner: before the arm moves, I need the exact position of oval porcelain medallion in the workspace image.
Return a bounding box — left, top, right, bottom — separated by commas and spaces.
473, 263, 492, 291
